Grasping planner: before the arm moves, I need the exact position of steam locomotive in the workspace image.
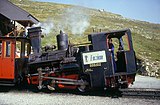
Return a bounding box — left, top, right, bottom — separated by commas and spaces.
0, 27, 136, 92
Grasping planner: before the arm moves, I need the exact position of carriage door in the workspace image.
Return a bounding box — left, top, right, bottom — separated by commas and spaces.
0, 40, 15, 79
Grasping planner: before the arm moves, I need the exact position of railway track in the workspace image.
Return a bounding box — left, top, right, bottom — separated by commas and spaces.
120, 88, 160, 99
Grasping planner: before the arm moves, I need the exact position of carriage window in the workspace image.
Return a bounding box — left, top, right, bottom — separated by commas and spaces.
16, 41, 21, 58
121, 33, 130, 51
0, 41, 2, 56
5, 41, 11, 57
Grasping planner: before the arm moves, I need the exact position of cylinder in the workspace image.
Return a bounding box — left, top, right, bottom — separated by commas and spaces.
56, 30, 68, 50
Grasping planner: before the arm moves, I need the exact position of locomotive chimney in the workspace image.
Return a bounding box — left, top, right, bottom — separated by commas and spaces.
56, 30, 68, 50
28, 27, 42, 54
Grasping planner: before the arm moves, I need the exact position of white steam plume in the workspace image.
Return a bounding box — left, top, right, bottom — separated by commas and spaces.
32, 18, 54, 35
60, 6, 90, 35
32, 6, 90, 35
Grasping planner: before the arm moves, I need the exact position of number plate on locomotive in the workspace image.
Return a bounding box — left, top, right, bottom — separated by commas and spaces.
82, 50, 106, 65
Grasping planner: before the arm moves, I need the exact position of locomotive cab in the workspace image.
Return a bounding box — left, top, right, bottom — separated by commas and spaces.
0, 36, 31, 86
106, 29, 136, 74
82, 29, 136, 89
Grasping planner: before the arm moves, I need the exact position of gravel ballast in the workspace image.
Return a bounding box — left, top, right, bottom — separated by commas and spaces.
0, 75, 160, 105
0, 91, 159, 105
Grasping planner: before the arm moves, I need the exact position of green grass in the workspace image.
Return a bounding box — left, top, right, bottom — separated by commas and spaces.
10, 0, 160, 72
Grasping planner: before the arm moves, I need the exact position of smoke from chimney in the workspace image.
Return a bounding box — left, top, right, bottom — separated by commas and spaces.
32, 6, 90, 36
32, 18, 54, 35
59, 6, 90, 35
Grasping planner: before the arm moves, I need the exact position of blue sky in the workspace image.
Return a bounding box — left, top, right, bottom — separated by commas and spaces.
35, 0, 160, 24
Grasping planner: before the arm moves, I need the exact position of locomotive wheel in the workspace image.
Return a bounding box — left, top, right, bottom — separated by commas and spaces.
78, 86, 86, 92
47, 80, 56, 91
78, 79, 87, 92
78, 81, 86, 92
47, 85, 55, 91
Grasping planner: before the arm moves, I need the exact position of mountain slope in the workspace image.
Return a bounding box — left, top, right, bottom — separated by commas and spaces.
10, 0, 160, 76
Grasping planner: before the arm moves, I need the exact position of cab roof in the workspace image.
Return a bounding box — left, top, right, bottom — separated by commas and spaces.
90, 29, 131, 39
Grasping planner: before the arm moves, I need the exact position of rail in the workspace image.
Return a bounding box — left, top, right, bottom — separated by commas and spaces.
120, 88, 160, 99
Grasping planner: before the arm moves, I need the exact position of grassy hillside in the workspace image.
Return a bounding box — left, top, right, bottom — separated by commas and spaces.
10, 0, 160, 76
